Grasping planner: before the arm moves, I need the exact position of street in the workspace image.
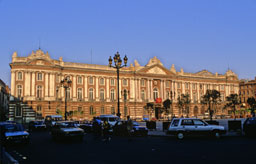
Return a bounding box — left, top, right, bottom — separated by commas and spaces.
4, 131, 256, 164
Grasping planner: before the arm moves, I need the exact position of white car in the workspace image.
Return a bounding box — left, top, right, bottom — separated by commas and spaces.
167, 118, 226, 139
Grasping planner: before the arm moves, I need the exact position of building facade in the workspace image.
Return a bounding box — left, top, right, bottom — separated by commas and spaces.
9, 49, 240, 122
240, 77, 256, 107
0, 79, 10, 121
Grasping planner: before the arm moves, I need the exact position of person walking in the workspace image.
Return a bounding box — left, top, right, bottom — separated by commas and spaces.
102, 120, 111, 142
127, 116, 133, 141
92, 117, 102, 140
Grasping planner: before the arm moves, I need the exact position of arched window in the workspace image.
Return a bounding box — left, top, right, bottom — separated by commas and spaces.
153, 88, 158, 100
77, 88, 83, 100
89, 106, 94, 115
89, 88, 94, 100
37, 85, 42, 98
18, 72, 22, 80
100, 89, 105, 100
141, 90, 145, 100
110, 89, 115, 100
17, 85, 22, 98
100, 78, 105, 85
101, 106, 105, 114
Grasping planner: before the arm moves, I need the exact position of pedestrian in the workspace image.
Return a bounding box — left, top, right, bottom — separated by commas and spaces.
102, 120, 111, 142
92, 117, 102, 140
127, 116, 133, 141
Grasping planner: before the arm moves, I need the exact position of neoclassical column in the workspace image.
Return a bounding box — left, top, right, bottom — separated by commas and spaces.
45, 73, 49, 97
24, 71, 31, 96
72, 75, 76, 98
84, 76, 88, 99
49, 73, 55, 97
11, 71, 16, 96
95, 76, 99, 100
31, 71, 35, 96
106, 77, 110, 99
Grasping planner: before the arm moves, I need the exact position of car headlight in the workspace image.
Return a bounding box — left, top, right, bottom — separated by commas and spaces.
7, 136, 11, 140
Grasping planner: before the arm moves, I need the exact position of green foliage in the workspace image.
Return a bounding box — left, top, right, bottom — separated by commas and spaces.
56, 109, 63, 116
224, 94, 241, 120
162, 99, 172, 115
247, 97, 256, 115
177, 93, 191, 116
201, 89, 221, 120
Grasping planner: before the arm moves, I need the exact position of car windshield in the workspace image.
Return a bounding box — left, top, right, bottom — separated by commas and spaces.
4, 124, 25, 132
34, 121, 44, 125
109, 118, 117, 122
60, 122, 75, 128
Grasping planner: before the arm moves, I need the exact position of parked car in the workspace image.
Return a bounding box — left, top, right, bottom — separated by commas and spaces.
243, 117, 256, 137
96, 115, 119, 127
50, 121, 84, 141
45, 115, 63, 129
74, 121, 93, 133
0, 122, 30, 145
113, 121, 148, 136
29, 120, 46, 131
166, 118, 226, 139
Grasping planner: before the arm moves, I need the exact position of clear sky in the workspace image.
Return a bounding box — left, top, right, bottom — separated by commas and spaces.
0, 0, 256, 86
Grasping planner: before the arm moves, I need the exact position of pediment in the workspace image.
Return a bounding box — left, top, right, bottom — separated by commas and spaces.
27, 58, 54, 66
146, 66, 167, 75
195, 70, 214, 76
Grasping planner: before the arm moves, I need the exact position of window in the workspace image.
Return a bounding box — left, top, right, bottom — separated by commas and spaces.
221, 93, 224, 102
177, 82, 181, 89
153, 88, 158, 100
37, 73, 42, 81
185, 83, 189, 89
66, 88, 71, 100
100, 78, 104, 85
78, 107, 82, 112
89, 106, 94, 115
171, 120, 179, 127
56, 75, 60, 83
111, 89, 115, 100
231, 85, 234, 91
37, 85, 42, 98
77, 88, 82, 100
166, 81, 170, 88
141, 90, 145, 100
110, 78, 115, 86
17, 72, 22, 80
89, 88, 94, 100
36, 106, 42, 117
123, 79, 128, 86
15, 106, 22, 117
17, 85, 22, 98
193, 119, 205, 126
181, 119, 194, 126
77, 76, 82, 84
192, 84, 196, 90
221, 85, 224, 91
206, 84, 209, 90
89, 77, 93, 85
111, 107, 115, 115
100, 89, 105, 100
101, 106, 105, 114
200, 84, 203, 90
66, 76, 70, 80
141, 79, 145, 86
166, 91, 170, 99
193, 93, 197, 103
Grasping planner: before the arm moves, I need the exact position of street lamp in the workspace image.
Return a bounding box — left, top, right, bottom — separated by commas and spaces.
60, 77, 72, 121
108, 52, 128, 118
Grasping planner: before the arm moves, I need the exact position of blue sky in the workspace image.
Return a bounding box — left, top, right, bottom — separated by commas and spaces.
0, 0, 256, 86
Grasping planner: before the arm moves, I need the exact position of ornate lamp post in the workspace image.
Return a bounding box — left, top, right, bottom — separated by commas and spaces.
108, 52, 128, 118
60, 77, 72, 121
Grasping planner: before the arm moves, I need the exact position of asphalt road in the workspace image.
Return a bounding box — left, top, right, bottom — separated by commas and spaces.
5, 131, 256, 164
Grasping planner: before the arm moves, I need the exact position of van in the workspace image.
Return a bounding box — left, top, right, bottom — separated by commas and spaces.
96, 115, 119, 127
45, 115, 63, 128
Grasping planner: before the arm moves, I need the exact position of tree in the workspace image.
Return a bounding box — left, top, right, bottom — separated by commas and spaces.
224, 94, 241, 120
56, 108, 63, 116
162, 99, 172, 118
201, 89, 221, 121
177, 93, 191, 117
247, 97, 256, 117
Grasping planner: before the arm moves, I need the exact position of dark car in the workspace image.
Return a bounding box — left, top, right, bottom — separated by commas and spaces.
113, 121, 148, 137
243, 117, 256, 137
51, 121, 84, 141
74, 121, 93, 133
29, 120, 46, 131
0, 122, 30, 145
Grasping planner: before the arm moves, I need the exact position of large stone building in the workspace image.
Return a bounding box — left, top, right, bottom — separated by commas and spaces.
9, 49, 240, 122
240, 77, 256, 107
0, 79, 10, 121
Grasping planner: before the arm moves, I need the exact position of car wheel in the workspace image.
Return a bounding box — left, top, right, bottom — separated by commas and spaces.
177, 132, 184, 140
213, 130, 221, 139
